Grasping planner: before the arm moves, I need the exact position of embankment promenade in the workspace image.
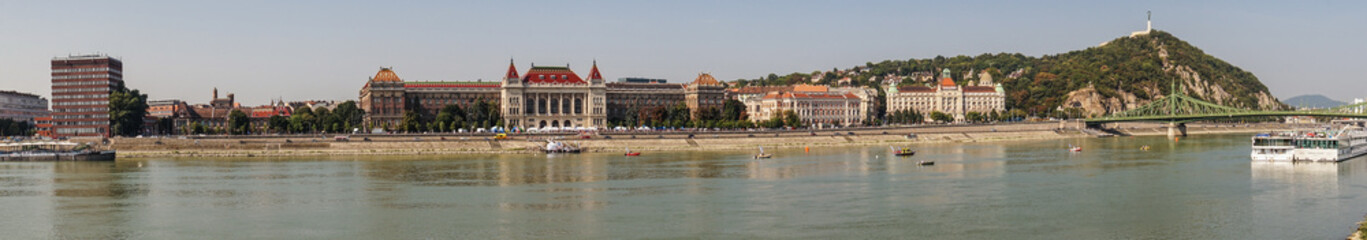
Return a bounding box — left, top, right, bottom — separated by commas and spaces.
111, 121, 1293, 158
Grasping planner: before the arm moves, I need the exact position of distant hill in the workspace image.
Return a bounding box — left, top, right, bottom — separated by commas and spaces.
1282, 94, 1346, 109
731, 30, 1287, 117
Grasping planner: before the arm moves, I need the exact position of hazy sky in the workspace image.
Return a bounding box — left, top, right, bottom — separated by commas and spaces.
2, 0, 1364, 106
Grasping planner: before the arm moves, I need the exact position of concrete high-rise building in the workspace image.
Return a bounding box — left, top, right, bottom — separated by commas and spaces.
50, 54, 123, 138
0, 90, 49, 123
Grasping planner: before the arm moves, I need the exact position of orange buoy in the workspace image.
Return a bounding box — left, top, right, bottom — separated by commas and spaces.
805, 146, 810, 153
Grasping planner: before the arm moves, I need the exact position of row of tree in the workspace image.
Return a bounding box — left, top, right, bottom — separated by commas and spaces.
606, 99, 755, 129
397, 100, 503, 133
0, 119, 33, 136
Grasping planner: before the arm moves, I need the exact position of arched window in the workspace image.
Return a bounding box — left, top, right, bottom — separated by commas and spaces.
563, 99, 572, 115
538, 98, 547, 114
550, 99, 559, 114
525, 98, 534, 114
575, 98, 583, 114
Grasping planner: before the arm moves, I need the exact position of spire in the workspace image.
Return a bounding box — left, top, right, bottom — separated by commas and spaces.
505, 59, 519, 79
587, 60, 603, 80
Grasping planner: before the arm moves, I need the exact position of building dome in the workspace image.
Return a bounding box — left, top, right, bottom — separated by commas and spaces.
372, 67, 401, 82
690, 73, 722, 86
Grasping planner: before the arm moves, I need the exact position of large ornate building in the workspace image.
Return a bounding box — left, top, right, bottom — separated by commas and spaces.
358, 67, 501, 129
359, 61, 736, 130
885, 69, 1005, 122
499, 61, 607, 129
684, 73, 726, 119
749, 91, 863, 127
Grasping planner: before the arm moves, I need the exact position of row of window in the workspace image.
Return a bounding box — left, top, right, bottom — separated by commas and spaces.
53, 80, 114, 87
55, 127, 102, 134
52, 67, 121, 74
53, 87, 112, 93
53, 121, 107, 126
53, 107, 108, 113
54, 100, 106, 106
53, 94, 108, 100
52, 74, 121, 80
53, 114, 108, 120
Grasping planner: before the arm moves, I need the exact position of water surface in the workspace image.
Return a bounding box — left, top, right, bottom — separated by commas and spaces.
2, 134, 1365, 239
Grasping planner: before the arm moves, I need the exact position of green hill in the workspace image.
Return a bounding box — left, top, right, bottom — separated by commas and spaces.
1282, 94, 1346, 109
732, 30, 1285, 117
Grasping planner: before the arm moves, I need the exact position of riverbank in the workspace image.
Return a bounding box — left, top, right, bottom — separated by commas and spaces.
109, 122, 1291, 158
1353, 215, 1367, 240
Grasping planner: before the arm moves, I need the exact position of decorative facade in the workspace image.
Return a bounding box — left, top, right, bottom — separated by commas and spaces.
684, 73, 726, 119
499, 61, 607, 129
359, 68, 406, 128
885, 69, 1005, 122
749, 91, 863, 127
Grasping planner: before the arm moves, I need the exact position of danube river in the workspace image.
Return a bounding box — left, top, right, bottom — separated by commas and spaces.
2, 134, 1365, 239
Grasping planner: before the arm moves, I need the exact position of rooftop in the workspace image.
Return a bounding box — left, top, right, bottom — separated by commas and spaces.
372, 68, 402, 82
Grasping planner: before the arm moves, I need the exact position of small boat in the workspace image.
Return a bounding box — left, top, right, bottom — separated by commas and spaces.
891, 146, 916, 156
1140, 145, 1151, 151
918, 160, 935, 166
544, 140, 581, 154
754, 146, 772, 159
1068, 144, 1082, 152
625, 147, 641, 156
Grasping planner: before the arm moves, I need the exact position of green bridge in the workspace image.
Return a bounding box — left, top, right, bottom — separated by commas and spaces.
1083, 85, 1367, 136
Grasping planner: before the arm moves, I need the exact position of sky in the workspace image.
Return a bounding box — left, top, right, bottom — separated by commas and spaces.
2, 0, 1364, 106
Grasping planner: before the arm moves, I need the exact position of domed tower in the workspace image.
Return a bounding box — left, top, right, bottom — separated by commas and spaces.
685, 73, 725, 120
359, 67, 406, 130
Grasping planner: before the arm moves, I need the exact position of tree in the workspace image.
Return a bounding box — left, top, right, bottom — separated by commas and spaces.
289, 112, 315, 133
964, 112, 983, 123
930, 111, 954, 123
191, 122, 206, 135
227, 109, 250, 135
155, 118, 175, 135
268, 115, 290, 133
0, 119, 33, 136
400, 110, 423, 132
108, 87, 149, 136
782, 110, 802, 128
721, 99, 747, 121
332, 101, 364, 130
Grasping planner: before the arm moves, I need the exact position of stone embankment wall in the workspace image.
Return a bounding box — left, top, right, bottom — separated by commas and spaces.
111, 122, 1278, 158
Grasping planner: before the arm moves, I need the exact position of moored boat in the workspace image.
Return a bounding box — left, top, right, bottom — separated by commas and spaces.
544, 140, 581, 153
0, 141, 115, 161
891, 146, 916, 156
1251, 120, 1367, 162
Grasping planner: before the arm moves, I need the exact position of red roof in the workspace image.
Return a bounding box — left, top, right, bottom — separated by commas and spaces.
762, 92, 858, 100
250, 107, 292, 118
405, 82, 500, 88
728, 86, 793, 94
505, 60, 519, 79
964, 86, 996, 93
939, 77, 957, 87
587, 61, 603, 80
373, 68, 401, 82
522, 66, 586, 84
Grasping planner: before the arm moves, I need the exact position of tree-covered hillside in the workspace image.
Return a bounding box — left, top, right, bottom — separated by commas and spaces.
732, 30, 1284, 117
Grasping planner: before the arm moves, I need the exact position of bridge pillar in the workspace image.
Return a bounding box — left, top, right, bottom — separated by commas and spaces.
1167, 122, 1187, 138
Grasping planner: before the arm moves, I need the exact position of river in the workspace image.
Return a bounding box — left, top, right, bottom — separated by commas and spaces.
2, 134, 1365, 239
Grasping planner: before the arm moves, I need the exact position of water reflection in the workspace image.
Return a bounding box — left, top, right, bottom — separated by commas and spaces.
3, 134, 1367, 239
